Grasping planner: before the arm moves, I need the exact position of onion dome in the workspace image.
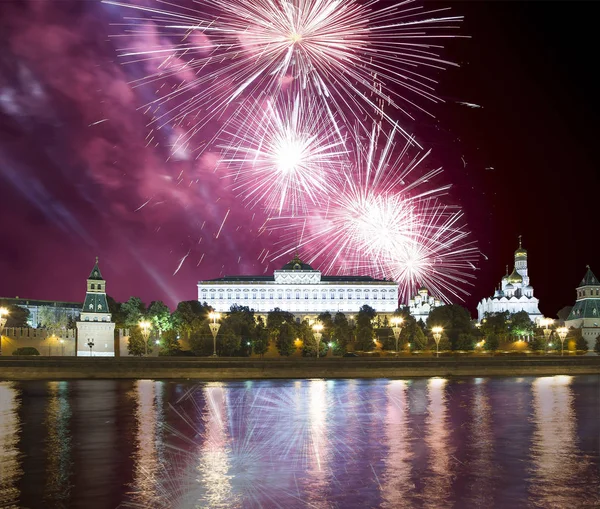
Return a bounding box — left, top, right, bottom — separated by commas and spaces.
514, 236, 527, 260
507, 267, 523, 283
505, 283, 514, 290
418, 287, 428, 295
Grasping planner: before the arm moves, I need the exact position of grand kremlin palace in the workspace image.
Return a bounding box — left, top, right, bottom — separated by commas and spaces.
197, 255, 399, 320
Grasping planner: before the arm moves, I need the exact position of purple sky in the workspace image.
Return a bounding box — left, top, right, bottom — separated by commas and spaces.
0, 1, 597, 316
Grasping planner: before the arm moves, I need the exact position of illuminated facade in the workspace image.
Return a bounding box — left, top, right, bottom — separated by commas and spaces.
565, 266, 600, 350
197, 255, 399, 318
477, 238, 542, 323
407, 287, 443, 324
76, 258, 115, 356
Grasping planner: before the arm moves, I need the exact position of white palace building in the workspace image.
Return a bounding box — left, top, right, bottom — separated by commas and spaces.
198, 254, 399, 318
477, 237, 542, 323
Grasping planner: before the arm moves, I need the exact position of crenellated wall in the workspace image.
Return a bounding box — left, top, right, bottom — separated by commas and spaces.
1, 328, 77, 356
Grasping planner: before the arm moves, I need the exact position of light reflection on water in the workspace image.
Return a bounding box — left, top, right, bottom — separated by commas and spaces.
0, 376, 598, 509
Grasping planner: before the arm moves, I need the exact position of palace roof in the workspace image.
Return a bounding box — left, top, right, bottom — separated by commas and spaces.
578, 266, 598, 287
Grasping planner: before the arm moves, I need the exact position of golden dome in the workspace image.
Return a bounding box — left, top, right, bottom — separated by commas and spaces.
507, 267, 523, 283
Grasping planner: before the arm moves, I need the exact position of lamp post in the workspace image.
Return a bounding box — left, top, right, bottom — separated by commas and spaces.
208, 312, 221, 357
87, 338, 94, 357
60, 338, 64, 356
542, 318, 553, 354
0, 307, 8, 356
312, 323, 323, 358
557, 327, 568, 356
391, 317, 404, 356
139, 320, 151, 356
432, 326, 443, 358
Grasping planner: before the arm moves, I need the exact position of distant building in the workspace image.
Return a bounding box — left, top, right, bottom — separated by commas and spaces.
0, 297, 81, 328
565, 266, 600, 351
407, 287, 443, 324
477, 237, 542, 323
76, 258, 115, 357
198, 254, 399, 319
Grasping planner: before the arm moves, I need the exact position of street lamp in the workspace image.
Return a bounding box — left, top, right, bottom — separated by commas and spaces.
0, 307, 8, 356
312, 323, 323, 358
391, 317, 404, 356
542, 318, 553, 354
557, 327, 568, 356
139, 320, 152, 356
87, 338, 95, 357
208, 312, 221, 357
432, 326, 443, 358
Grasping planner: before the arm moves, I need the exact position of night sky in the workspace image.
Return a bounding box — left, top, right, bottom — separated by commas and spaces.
0, 0, 597, 317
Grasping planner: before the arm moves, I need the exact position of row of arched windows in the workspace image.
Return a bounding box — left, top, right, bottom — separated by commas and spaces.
201, 288, 393, 302
90, 283, 103, 291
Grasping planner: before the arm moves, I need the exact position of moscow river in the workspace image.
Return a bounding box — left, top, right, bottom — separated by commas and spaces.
0, 376, 599, 509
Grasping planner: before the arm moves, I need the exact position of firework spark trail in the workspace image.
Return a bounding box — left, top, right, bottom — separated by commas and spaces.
173, 249, 191, 275
104, 0, 463, 149
219, 94, 347, 215
215, 208, 230, 239
267, 123, 478, 303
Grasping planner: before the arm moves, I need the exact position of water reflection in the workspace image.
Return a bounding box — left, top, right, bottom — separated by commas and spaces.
128, 380, 164, 507
44, 381, 72, 507
381, 380, 413, 508
0, 382, 21, 508
529, 375, 593, 507
466, 378, 494, 506
0, 377, 597, 509
423, 378, 453, 508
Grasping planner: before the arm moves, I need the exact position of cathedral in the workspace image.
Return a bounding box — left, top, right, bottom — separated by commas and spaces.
477, 237, 542, 323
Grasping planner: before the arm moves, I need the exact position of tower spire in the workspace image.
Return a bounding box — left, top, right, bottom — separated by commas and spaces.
518, 235, 522, 248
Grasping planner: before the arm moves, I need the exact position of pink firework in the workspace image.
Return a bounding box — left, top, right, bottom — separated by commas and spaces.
268, 124, 478, 303
104, 0, 462, 147
218, 94, 347, 215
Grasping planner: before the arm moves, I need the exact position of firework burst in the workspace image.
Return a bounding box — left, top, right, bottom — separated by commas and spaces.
104, 0, 462, 148
268, 124, 478, 303
218, 94, 347, 215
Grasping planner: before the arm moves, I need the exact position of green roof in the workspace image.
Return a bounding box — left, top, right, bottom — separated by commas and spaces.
578, 266, 598, 287
82, 293, 109, 314
567, 299, 600, 321
88, 257, 104, 281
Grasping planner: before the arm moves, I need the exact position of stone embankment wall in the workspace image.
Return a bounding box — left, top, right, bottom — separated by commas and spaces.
1, 356, 599, 380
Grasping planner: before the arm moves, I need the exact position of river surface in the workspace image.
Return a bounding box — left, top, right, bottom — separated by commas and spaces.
0, 376, 598, 509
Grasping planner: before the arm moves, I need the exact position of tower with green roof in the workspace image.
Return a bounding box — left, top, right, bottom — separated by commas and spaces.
565, 266, 600, 351
76, 257, 115, 356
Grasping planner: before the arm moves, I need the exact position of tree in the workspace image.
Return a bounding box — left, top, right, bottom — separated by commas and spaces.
355, 305, 376, 351
485, 334, 500, 352
400, 316, 427, 350
510, 311, 535, 341
121, 297, 146, 327
594, 335, 600, 354
455, 333, 475, 351
276, 322, 295, 356
426, 305, 474, 350
574, 330, 588, 352
128, 326, 148, 356
147, 301, 173, 337
480, 311, 510, 347
159, 329, 181, 355
253, 317, 269, 357
332, 312, 351, 353
0, 302, 30, 328
172, 300, 210, 338
38, 307, 70, 338
220, 305, 256, 356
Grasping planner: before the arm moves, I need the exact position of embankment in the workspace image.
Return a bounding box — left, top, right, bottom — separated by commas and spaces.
1, 355, 599, 380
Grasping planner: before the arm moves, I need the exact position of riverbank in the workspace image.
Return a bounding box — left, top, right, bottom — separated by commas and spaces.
1, 355, 599, 380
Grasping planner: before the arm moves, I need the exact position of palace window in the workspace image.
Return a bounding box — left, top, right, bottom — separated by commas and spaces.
270, 293, 274, 300
91, 284, 95, 290
330, 292, 335, 300
253, 293, 257, 300
287, 292, 291, 300
296, 292, 300, 300
313, 292, 318, 300
228, 293, 232, 300
305, 292, 309, 300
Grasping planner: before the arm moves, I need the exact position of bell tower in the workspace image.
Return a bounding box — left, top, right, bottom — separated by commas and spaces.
76, 257, 115, 356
